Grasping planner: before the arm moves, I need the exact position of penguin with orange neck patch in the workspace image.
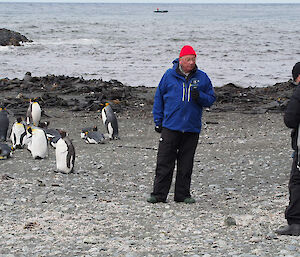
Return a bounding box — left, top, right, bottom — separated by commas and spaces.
10, 117, 27, 149
55, 130, 75, 173
26, 99, 41, 126
101, 103, 119, 140
25, 126, 48, 159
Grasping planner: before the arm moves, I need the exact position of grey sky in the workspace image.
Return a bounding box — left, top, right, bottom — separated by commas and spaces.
0, 0, 300, 3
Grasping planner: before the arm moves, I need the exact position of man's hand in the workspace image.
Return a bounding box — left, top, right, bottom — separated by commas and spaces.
155, 125, 162, 133
191, 87, 199, 101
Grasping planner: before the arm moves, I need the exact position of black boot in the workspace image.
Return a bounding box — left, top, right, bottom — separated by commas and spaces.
275, 224, 300, 236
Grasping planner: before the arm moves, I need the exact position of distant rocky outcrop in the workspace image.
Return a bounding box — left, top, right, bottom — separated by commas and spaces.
0, 28, 32, 46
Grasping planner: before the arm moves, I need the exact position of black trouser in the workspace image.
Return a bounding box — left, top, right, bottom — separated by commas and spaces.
151, 128, 199, 202
285, 154, 300, 224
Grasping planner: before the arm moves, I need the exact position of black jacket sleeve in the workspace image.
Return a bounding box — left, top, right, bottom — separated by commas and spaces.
284, 86, 300, 129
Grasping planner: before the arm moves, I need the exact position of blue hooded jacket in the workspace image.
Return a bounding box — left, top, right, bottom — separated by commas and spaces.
153, 58, 216, 133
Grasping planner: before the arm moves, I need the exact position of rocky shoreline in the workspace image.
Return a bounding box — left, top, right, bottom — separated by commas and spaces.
0, 73, 295, 117
0, 74, 299, 256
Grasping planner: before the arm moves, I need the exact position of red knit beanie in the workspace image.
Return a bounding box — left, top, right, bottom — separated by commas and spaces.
179, 45, 196, 58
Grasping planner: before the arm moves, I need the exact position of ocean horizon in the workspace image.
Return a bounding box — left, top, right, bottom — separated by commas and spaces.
1, 2, 299, 88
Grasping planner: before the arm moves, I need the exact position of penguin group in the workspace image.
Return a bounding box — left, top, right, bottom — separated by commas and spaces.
1, 99, 120, 174
1, 100, 76, 174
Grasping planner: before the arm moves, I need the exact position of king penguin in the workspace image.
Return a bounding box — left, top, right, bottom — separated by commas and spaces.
80, 125, 97, 139
44, 128, 62, 148
26, 100, 42, 126
101, 103, 119, 140
25, 126, 48, 159
83, 130, 105, 144
0, 107, 9, 141
0, 143, 12, 159
55, 130, 75, 173
10, 117, 27, 149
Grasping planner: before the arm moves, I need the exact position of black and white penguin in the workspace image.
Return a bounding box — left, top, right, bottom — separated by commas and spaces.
10, 117, 27, 149
55, 130, 75, 173
25, 126, 48, 159
0, 143, 12, 159
23, 72, 32, 83
44, 128, 62, 148
83, 130, 105, 144
80, 125, 97, 139
0, 107, 9, 141
101, 103, 119, 140
26, 100, 42, 126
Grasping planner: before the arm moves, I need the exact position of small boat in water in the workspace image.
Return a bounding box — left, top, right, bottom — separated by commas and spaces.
154, 8, 168, 13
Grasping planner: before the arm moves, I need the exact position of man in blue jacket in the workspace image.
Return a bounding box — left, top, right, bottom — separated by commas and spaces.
147, 45, 216, 204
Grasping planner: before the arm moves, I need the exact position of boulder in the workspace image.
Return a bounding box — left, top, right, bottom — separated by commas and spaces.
0, 28, 32, 46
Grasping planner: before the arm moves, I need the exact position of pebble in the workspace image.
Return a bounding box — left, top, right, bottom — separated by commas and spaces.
224, 216, 236, 226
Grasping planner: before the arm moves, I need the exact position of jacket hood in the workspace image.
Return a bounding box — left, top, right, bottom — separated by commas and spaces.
172, 58, 179, 69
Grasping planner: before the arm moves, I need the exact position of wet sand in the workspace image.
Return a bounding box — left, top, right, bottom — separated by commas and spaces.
0, 107, 297, 256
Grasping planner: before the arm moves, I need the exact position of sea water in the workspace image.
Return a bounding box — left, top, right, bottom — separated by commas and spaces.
0, 3, 299, 88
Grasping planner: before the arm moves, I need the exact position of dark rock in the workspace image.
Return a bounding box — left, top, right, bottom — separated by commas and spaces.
213, 81, 295, 113
0, 72, 296, 116
0, 28, 32, 46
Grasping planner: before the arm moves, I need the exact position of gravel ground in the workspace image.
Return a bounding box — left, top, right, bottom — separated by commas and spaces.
0, 108, 298, 257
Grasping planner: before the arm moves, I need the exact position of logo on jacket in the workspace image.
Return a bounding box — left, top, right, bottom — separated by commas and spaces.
191, 79, 199, 85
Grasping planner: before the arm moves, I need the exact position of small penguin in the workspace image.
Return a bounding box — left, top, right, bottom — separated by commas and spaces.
83, 130, 105, 144
38, 121, 50, 129
101, 103, 119, 140
0, 143, 12, 159
23, 72, 32, 83
80, 125, 97, 139
25, 126, 48, 159
10, 117, 27, 149
26, 100, 42, 126
55, 130, 75, 173
44, 128, 62, 148
0, 107, 9, 141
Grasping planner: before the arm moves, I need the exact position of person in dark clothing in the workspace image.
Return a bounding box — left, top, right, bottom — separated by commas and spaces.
276, 62, 300, 235
147, 45, 216, 204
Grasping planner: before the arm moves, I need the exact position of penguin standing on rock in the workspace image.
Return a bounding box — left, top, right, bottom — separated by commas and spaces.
55, 130, 75, 173
10, 117, 27, 149
25, 127, 48, 159
101, 103, 119, 140
26, 100, 42, 126
0, 107, 9, 141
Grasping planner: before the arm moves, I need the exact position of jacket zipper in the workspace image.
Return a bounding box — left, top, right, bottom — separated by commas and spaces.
182, 81, 192, 133
182, 82, 192, 102
187, 83, 192, 102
